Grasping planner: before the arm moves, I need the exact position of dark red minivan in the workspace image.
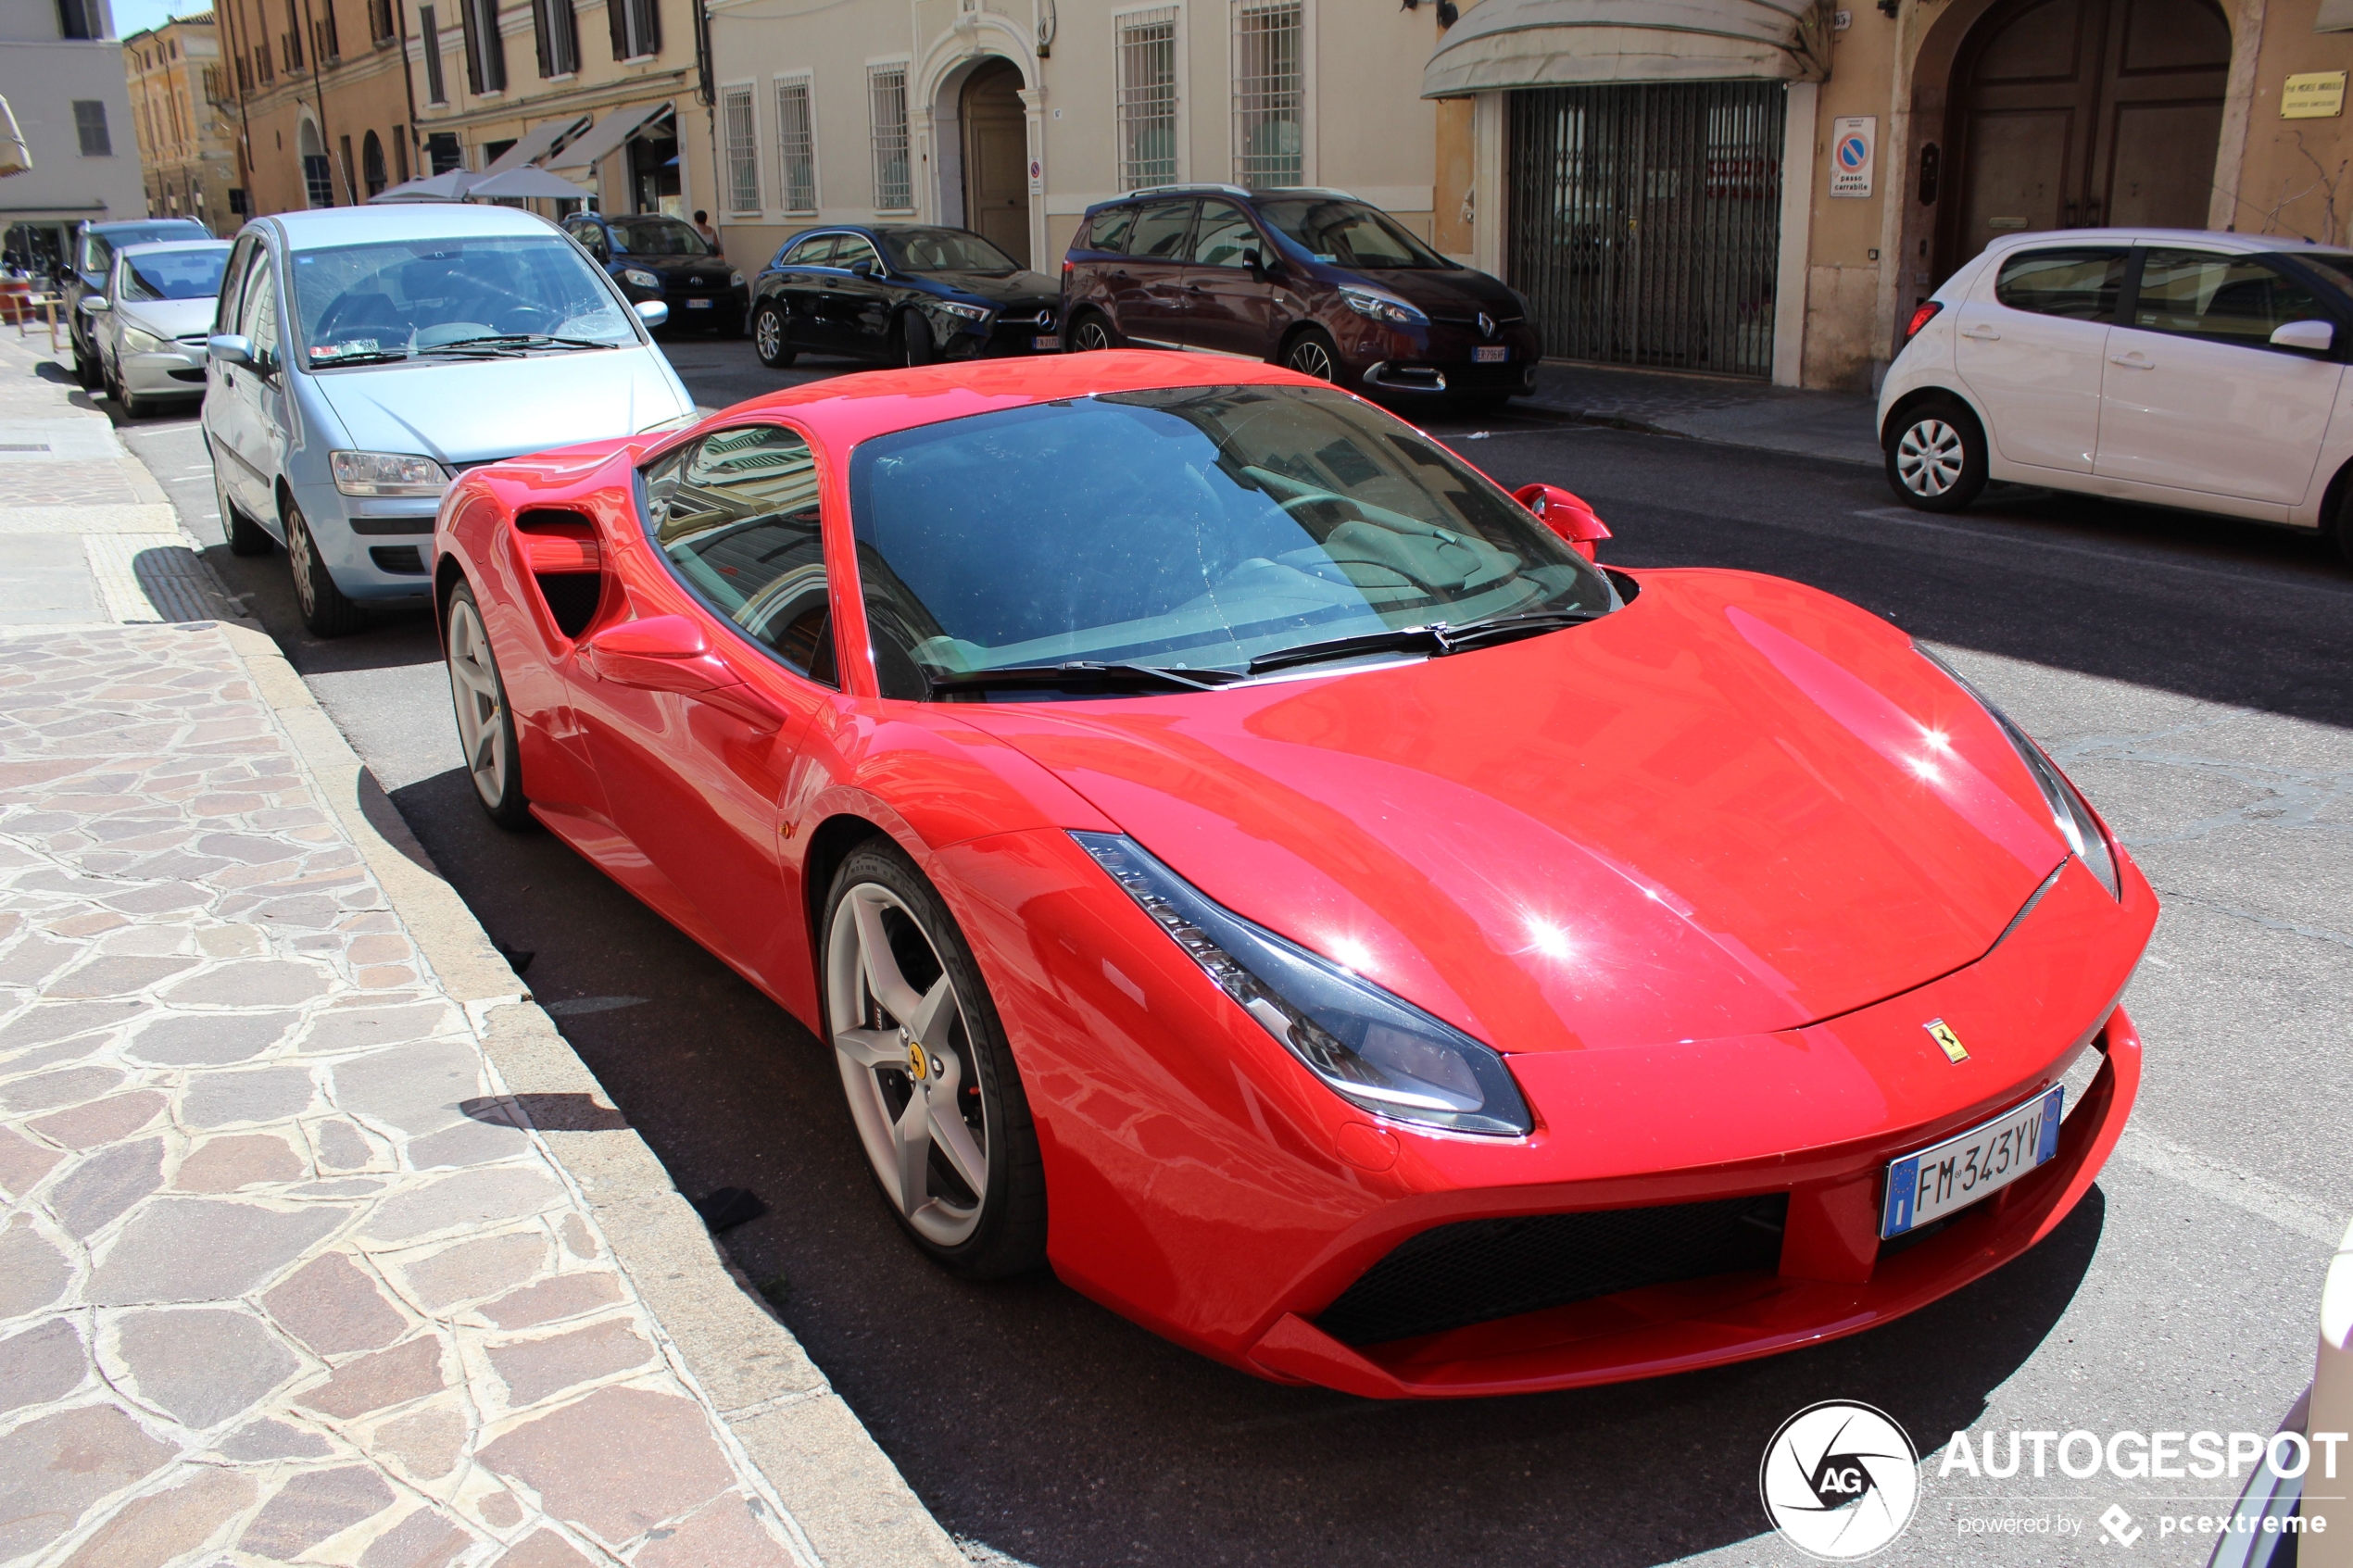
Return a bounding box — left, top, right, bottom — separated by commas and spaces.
1060, 185, 1541, 410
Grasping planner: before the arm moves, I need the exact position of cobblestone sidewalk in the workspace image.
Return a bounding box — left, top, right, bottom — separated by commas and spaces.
0, 624, 811, 1567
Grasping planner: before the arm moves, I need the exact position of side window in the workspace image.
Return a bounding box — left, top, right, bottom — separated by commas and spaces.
1189, 201, 1261, 268
639, 424, 837, 685
1126, 200, 1196, 261
81, 233, 111, 276
579, 224, 610, 261
215, 235, 255, 333
237, 250, 277, 356
834, 236, 879, 272
784, 233, 837, 267
1086, 207, 1136, 255
1992, 249, 2125, 320
2132, 250, 2329, 350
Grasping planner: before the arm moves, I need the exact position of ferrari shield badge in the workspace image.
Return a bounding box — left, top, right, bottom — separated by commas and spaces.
1924, 1019, 1969, 1063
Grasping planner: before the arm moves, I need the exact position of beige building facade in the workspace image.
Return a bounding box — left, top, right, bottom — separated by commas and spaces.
212, 0, 419, 214
124, 12, 241, 232
1429, 0, 2353, 390
694, 0, 1446, 276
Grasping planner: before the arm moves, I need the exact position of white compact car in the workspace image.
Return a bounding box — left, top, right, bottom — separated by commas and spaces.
85, 240, 234, 417
1877, 228, 2353, 567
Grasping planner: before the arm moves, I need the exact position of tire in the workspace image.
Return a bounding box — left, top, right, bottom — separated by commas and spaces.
897, 311, 935, 368
73, 331, 101, 389
1065, 309, 1119, 353
1883, 395, 1988, 512
444, 583, 531, 827
1282, 328, 1340, 383
283, 497, 367, 638
822, 838, 1046, 1279
751, 302, 797, 368
213, 458, 271, 557
2333, 482, 2353, 573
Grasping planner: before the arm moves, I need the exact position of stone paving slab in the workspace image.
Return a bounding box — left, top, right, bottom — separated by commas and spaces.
0, 622, 965, 1568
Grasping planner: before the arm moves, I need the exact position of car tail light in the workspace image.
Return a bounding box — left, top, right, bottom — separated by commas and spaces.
1904, 300, 1944, 341
1062, 258, 1074, 276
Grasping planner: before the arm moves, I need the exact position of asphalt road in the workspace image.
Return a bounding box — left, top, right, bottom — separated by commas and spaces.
112, 338, 2353, 1568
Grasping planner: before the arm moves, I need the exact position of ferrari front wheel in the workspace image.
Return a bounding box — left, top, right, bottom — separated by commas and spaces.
444, 583, 529, 827
824, 840, 1045, 1278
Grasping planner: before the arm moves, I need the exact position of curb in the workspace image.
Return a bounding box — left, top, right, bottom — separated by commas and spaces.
211, 619, 969, 1568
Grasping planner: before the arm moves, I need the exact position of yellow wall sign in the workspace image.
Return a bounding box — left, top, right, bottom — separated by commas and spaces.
2284, 72, 2347, 119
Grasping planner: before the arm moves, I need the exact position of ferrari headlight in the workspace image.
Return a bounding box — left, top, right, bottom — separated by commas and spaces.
935, 299, 992, 323
1340, 286, 1428, 327
331, 450, 450, 497
622, 268, 661, 290
1916, 643, 2120, 898
1075, 832, 1532, 1136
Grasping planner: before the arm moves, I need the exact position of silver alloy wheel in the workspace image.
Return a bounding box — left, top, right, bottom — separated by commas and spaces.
826, 883, 988, 1246
445, 595, 509, 809
286, 511, 318, 618
754, 305, 783, 360
1895, 418, 1966, 497
1073, 318, 1113, 352
1287, 337, 1336, 381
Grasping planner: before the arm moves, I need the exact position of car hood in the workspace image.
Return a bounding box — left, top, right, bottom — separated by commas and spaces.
1348, 266, 1523, 320
120, 298, 216, 342
308, 346, 690, 466
951, 570, 2071, 1053
916, 270, 1060, 307
618, 253, 735, 283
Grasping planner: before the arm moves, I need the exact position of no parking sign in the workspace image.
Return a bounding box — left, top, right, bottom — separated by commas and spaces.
1830, 115, 1875, 198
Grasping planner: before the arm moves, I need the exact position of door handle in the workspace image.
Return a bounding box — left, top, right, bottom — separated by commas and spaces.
2108, 352, 2153, 369
1961, 326, 2000, 341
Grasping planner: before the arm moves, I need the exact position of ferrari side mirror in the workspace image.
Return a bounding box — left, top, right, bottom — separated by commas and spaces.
1514, 482, 1611, 562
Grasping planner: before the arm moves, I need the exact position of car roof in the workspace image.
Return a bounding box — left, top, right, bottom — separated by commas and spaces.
689, 348, 1327, 452
1976, 227, 2349, 259
115, 240, 233, 257
1082, 185, 1363, 215
85, 218, 208, 235
262, 204, 558, 250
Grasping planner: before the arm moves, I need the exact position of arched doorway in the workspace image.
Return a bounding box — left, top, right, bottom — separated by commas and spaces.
362, 131, 386, 197
959, 57, 1029, 266
1939, 0, 2229, 274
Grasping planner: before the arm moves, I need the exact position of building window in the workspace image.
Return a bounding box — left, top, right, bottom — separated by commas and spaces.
533, 0, 579, 77
459, 0, 506, 92
1232, 0, 1302, 189
1116, 7, 1179, 192
775, 76, 815, 213
55, 0, 96, 40
608, 0, 657, 61
868, 64, 910, 212
362, 130, 386, 194
253, 43, 272, 84
72, 101, 112, 157
394, 128, 409, 182
283, 0, 304, 69
315, 0, 340, 63
421, 6, 447, 103
368, 0, 394, 44
304, 153, 333, 206
722, 83, 760, 215
426, 130, 462, 172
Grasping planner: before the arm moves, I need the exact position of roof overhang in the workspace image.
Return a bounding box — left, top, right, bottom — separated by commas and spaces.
1422, 0, 1833, 98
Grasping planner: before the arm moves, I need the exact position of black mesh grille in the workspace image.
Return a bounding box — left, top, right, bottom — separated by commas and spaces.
368, 546, 426, 574
1315, 1194, 1790, 1347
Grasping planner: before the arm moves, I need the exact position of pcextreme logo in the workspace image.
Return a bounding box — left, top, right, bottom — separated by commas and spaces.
1760, 1401, 1922, 1560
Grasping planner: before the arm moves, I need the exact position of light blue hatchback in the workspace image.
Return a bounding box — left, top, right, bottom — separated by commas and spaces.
202, 203, 694, 635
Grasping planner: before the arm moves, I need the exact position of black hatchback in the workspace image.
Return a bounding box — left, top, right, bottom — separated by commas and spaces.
560, 211, 747, 333
748, 225, 1062, 369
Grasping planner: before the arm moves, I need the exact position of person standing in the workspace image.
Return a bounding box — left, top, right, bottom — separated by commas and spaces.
692, 210, 720, 251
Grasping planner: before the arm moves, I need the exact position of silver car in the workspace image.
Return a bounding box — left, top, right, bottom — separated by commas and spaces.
83, 240, 233, 417
202, 203, 692, 636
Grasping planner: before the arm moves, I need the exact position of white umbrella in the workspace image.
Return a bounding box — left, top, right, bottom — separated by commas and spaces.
368, 169, 479, 203
464, 167, 592, 202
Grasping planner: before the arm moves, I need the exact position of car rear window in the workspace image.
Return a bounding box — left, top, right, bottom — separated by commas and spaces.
1993, 249, 2125, 320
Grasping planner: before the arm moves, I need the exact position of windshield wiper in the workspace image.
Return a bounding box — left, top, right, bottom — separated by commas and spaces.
1246, 608, 1603, 676
308, 349, 409, 367
922, 661, 1248, 696
431, 333, 619, 351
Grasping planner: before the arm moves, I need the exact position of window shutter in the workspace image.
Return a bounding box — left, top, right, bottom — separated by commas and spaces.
458, 0, 482, 93
531, 0, 551, 78
607, 0, 627, 59
634, 0, 658, 56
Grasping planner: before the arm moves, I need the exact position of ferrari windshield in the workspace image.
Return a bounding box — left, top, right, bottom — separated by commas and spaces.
289, 236, 637, 363
849, 384, 1614, 696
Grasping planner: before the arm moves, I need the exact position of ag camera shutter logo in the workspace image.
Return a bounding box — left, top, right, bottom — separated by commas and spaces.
1759, 1400, 1921, 1559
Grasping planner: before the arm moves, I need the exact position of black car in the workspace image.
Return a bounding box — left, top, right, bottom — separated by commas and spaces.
560, 211, 747, 334
66, 218, 210, 388
748, 225, 1062, 369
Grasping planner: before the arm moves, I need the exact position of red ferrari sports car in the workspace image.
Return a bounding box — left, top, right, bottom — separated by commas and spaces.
434, 350, 2154, 1399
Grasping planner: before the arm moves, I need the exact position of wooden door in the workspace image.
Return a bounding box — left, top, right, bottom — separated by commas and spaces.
961, 58, 1030, 268
1942, 0, 2230, 274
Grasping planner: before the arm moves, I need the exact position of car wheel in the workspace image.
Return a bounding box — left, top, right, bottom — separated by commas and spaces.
751, 302, 797, 368
897, 312, 935, 367
1283, 328, 1340, 383
823, 838, 1046, 1279
74, 337, 102, 389
283, 498, 367, 638
444, 583, 531, 827
1066, 310, 1118, 353
2333, 482, 2353, 573
214, 460, 271, 557
1884, 397, 1988, 512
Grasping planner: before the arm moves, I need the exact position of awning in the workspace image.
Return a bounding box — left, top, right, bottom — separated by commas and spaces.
546, 99, 671, 171
0, 97, 31, 178
467, 166, 594, 201
1422, 0, 1832, 97
368, 169, 478, 203
481, 114, 592, 176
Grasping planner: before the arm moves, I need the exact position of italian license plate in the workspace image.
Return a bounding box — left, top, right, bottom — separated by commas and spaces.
1033, 334, 1060, 351
1881, 1085, 2063, 1238
1473, 345, 1509, 363
684, 297, 713, 309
